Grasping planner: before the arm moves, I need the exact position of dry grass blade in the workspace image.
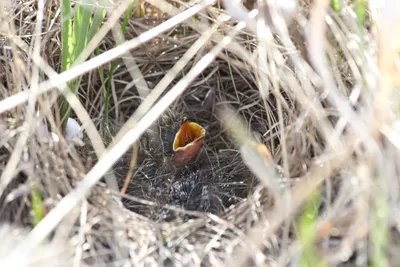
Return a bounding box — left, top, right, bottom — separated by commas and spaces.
0, 0, 215, 114
2, 0, 400, 266
0, 0, 45, 198
120, 144, 138, 196
112, 13, 228, 143
4, 17, 246, 260
4, 34, 120, 199
306, 0, 371, 147
218, 106, 279, 193
228, 149, 351, 267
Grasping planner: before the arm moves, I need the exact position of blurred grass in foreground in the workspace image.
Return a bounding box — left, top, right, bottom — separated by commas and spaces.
297, 189, 327, 267
60, 0, 106, 130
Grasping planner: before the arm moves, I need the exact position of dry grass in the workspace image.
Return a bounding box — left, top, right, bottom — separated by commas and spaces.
1, 0, 400, 266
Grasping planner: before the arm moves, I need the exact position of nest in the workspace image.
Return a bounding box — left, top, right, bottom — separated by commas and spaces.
1, 0, 400, 266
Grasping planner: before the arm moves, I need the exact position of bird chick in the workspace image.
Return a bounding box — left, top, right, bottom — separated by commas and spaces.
172, 119, 206, 167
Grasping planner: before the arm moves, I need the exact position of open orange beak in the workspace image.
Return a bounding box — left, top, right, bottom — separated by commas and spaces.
172, 120, 206, 166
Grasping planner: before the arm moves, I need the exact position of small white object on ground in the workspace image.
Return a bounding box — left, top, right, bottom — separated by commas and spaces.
64, 118, 84, 142
37, 116, 84, 147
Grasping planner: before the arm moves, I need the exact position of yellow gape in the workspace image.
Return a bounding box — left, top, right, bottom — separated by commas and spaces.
172, 120, 206, 166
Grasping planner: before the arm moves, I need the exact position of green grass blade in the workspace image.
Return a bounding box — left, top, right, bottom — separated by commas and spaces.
87, 6, 106, 42
371, 180, 389, 267
298, 189, 327, 267
60, 0, 74, 130
72, 0, 92, 66
96, 47, 105, 83
331, 0, 344, 12
31, 185, 44, 226
60, 0, 105, 130
121, 1, 135, 35
61, 0, 73, 71
352, 0, 367, 28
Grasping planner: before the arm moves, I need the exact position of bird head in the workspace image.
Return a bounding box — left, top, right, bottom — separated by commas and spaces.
171, 119, 206, 166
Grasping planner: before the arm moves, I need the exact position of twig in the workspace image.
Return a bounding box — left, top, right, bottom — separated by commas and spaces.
120, 144, 138, 196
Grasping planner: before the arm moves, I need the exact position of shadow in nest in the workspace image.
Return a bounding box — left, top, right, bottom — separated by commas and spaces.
80, 53, 285, 221
115, 107, 256, 221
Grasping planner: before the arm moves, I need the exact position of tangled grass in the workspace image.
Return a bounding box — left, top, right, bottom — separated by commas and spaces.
1, 0, 400, 266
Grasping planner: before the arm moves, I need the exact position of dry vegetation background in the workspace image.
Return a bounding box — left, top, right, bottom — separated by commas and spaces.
1, 0, 400, 266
